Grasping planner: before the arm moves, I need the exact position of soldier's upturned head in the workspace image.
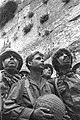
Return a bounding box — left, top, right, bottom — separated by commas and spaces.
52, 48, 73, 72
0, 49, 23, 71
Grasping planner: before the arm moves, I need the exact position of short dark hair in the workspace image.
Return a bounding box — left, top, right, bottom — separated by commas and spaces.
52, 48, 73, 72
26, 51, 44, 70
44, 63, 53, 75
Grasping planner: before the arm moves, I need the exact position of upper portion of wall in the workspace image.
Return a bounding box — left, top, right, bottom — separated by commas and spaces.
0, 0, 80, 67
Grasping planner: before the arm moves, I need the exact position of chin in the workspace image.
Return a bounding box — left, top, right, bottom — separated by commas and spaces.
60, 64, 70, 69
8, 66, 16, 69
39, 66, 44, 69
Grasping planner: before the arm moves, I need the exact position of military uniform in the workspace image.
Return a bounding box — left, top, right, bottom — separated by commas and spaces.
3, 74, 55, 120
0, 49, 23, 120
53, 70, 80, 120
52, 48, 80, 120
1, 70, 21, 106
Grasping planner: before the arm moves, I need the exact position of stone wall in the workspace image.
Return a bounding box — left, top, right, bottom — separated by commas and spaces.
0, 0, 80, 70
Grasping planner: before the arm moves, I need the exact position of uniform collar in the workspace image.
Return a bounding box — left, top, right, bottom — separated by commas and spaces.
27, 74, 47, 89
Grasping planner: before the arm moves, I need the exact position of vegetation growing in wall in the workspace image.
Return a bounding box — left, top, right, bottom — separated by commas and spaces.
62, 0, 70, 4
40, 14, 49, 24
44, 30, 50, 36
42, 0, 49, 4
28, 11, 34, 18
0, 1, 18, 28
23, 23, 33, 35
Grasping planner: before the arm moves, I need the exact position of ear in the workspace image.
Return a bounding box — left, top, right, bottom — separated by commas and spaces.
2, 61, 5, 68
28, 61, 32, 67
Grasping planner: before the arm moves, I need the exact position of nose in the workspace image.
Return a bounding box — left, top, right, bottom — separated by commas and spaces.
48, 67, 51, 71
10, 56, 14, 60
63, 53, 67, 57
63, 54, 68, 59
41, 58, 44, 63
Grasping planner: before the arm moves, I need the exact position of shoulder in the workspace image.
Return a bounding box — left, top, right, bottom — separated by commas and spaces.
68, 73, 80, 83
48, 77, 57, 85
0, 70, 5, 79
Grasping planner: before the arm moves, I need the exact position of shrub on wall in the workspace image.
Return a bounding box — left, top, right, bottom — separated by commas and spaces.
0, 1, 18, 28
62, 0, 70, 4
23, 23, 33, 35
40, 14, 49, 24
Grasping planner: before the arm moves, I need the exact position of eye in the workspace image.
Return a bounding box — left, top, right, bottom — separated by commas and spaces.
36, 57, 41, 60
57, 53, 63, 58
5, 54, 11, 59
8, 54, 14, 58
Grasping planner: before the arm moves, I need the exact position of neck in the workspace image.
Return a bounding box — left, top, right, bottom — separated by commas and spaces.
30, 69, 42, 83
43, 75, 51, 79
5, 67, 18, 75
58, 67, 71, 76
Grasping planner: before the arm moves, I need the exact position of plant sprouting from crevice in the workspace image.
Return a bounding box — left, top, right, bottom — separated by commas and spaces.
40, 14, 49, 24
23, 23, 33, 35
62, 0, 70, 4
42, 0, 49, 4
0, 1, 18, 28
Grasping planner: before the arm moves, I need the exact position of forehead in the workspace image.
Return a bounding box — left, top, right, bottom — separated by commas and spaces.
57, 51, 68, 58
45, 66, 51, 69
76, 65, 80, 69
33, 53, 43, 59
3, 53, 17, 60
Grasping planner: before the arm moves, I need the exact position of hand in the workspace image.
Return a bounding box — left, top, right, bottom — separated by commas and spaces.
32, 107, 54, 120
0, 82, 6, 89
63, 112, 72, 120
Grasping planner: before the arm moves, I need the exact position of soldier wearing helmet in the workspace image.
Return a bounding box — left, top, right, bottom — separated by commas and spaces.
52, 48, 80, 120
42, 63, 53, 79
3, 51, 60, 120
0, 49, 23, 119
19, 69, 29, 79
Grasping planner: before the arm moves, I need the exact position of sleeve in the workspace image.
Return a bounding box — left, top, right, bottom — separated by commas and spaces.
3, 81, 34, 120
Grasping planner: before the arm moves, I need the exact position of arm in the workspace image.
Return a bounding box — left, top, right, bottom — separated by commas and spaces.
0, 71, 2, 120
3, 81, 34, 120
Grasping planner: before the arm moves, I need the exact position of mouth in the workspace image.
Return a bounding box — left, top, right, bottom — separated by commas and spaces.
40, 62, 44, 65
64, 59, 70, 63
40, 63, 44, 68
9, 61, 15, 64
47, 72, 51, 75
64, 61, 69, 63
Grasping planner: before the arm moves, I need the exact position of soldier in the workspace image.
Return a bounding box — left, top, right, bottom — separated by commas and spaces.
42, 63, 53, 80
2, 51, 66, 120
52, 48, 80, 120
0, 49, 23, 119
19, 69, 29, 79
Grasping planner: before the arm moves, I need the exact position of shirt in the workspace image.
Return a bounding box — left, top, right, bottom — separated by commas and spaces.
3, 74, 55, 120
56, 72, 80, 120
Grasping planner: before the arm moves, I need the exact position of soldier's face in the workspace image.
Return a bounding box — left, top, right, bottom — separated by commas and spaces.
57, 52, 71, 67
30, 54, 44, 70
20, 73, 28, 79
2, 56, 19, 69
43, 67, 52, 77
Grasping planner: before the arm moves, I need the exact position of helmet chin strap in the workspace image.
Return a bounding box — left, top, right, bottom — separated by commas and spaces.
58, 64, 71, 75
4, 67, 18, 74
